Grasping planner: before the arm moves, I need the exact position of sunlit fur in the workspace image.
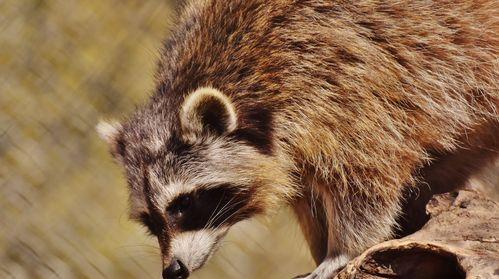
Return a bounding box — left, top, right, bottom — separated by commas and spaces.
100, 0, 498, 278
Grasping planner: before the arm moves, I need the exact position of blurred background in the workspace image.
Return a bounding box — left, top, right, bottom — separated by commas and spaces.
0, 1, 315, 278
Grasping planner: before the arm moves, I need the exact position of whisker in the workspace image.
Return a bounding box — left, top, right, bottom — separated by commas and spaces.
210, 200, 246, 232
203, 192, 234, 230
203, 194, 225, 229
204, 195, 240, 229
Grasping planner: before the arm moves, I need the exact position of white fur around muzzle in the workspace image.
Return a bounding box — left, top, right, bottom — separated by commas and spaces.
171, 228, 228, 272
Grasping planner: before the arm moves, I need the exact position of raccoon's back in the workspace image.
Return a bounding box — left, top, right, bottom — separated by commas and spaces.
156, 0, 498, 176
268, 1, 498, 185
160, 1, 497, 118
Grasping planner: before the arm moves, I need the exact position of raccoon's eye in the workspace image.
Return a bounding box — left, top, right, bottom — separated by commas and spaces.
168, 195, 192, 217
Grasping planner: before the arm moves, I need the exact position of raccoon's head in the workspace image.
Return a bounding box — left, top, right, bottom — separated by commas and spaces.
99, 87, 293, 279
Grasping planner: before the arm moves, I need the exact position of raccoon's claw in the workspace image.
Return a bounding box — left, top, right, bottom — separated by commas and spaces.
292, 272, 311, 279
292, 270, 339, 279
292, 271, 334, 279
294, 255, 349, 279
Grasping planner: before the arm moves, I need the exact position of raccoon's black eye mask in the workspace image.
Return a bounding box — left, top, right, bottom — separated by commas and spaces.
139, 185, 259, 236
169, 185, 250, 231
139, 211, 164, 237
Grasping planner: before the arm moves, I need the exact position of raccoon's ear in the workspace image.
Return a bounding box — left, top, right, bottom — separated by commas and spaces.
180, 87, 237, 141
96, 120, 124, 158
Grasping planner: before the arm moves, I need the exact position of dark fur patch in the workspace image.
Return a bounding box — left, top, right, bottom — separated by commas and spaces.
231, 105, 274, 155
270, 14, 288, 27
336, 48, 363, 64
168, 185, 260, 231
115, 137, 126, 157
139, 211, 163, 236
141, 169, 167, 236
197, 95, 233, 135
385, 45, 413, 73
164, 134, 192, 157
109, 133, 127, 160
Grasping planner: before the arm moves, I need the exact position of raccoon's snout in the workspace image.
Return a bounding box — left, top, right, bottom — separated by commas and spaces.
163, 258, 189, 279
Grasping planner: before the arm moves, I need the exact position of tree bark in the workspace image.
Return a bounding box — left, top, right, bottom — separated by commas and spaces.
335, 190, 499, 279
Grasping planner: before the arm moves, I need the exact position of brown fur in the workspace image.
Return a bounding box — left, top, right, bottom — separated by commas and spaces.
101, 0, 498, 277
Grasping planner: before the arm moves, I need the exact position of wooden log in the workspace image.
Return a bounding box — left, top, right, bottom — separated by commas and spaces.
335, 190, 499, 279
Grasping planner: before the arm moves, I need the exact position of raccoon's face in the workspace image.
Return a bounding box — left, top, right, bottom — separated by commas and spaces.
99, 88, 291, 279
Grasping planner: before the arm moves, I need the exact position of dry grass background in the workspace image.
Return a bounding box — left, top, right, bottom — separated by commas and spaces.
0, 1, 314, 278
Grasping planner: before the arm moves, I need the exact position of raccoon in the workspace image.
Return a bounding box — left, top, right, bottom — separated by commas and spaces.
98, 1, 498, 278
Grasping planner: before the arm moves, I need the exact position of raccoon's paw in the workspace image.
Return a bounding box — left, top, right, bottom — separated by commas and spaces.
293, 254, 349, 279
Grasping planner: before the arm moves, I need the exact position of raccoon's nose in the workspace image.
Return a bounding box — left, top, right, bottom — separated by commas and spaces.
163, 258, 189, 279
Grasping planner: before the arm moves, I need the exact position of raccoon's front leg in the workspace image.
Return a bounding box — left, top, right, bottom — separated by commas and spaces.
292, 192, 350, 279
293, 176, 402, 279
